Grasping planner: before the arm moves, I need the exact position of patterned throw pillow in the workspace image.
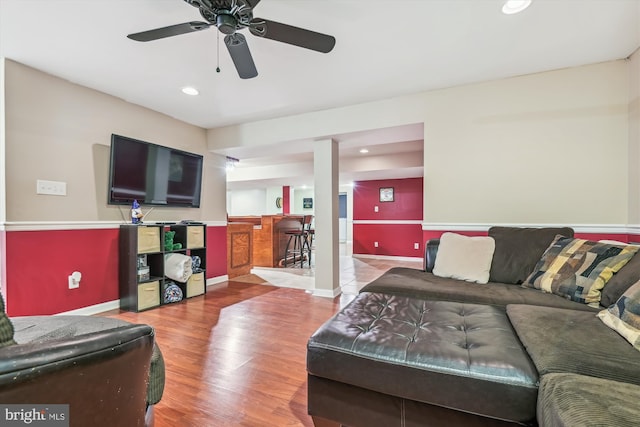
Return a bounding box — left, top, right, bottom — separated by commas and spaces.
597, 280, 640, 351
522, 236, 639, 306
0, 293, 16, 348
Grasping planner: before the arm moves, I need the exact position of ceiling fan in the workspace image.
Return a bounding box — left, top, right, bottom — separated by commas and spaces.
127, 0, 336, 79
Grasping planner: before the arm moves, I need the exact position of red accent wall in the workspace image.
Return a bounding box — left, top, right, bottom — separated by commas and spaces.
353, 178, 424, 257
206, 226, 227, 278
354, 223, 424, 257
4, 225, 229, 316
573, 233, 630, 243
5, 229, 120, 316
353, 178, 423, 220
1, 230, 8, 298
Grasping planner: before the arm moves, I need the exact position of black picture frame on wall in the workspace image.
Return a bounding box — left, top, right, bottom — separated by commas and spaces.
379, 187, 394, 202
303, 198, 313, 209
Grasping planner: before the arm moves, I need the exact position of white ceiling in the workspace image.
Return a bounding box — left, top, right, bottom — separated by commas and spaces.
1, 0, 639, 189
226, 124, 425, 189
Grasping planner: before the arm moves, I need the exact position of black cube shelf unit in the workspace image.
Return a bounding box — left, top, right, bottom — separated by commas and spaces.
119, 224, 207, 312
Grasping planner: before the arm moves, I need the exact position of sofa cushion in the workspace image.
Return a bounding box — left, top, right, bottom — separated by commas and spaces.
601, 251, 640, 307
0, 293, 16, 348
308, 293, 539, 423
597, 280, 640, 352
360, 267, 597, 312
522, 236, 639, 306
11, 315, 135, 343
537, 373, 640, 427
488, 226, 574, 284
432, 232, 495, 284
147, 342, 166, 405
507, 304, 640, 386
12, 315, 165, 405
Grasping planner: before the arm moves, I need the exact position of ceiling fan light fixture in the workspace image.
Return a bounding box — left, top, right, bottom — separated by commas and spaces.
217, 13, 238, 34
181, 86, 199, 96
502, 0, 532, 15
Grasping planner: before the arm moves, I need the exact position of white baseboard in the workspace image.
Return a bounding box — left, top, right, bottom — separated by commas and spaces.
207, 275, 229, 290
353, 254, 423, 262
312, 287, 342, 298
56, 300, 120, 316
207, 275, 228, 286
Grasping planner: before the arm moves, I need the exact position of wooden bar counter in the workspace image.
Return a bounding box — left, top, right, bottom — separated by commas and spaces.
226, 221, 254, 278
228, 215, 304, 268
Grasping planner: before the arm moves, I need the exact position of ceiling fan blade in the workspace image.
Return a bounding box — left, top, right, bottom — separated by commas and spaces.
127, 21, 211, 42
249, 19, 335, 53
224, 33, 258, 79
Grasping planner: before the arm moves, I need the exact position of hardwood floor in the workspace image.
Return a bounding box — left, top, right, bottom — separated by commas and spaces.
102, 256, 421, 426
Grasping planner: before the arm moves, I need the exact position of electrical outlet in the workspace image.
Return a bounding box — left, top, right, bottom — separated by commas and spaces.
374, 206, 379, 212
68, 276, 79, 289
414, 243, 420, 250
68, 271, 81, 289
374, 241, 379, 248
37, 179, 67, 196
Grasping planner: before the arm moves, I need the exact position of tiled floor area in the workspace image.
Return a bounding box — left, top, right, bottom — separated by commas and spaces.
249, 242, 423, 304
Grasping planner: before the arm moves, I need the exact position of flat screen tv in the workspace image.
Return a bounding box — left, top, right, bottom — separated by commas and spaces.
108, 134, 203, 207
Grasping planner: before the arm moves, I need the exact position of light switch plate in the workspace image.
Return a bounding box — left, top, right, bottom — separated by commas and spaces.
37, 180, 67, 196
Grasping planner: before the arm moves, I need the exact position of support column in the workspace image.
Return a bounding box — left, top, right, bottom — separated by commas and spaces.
313, 139, 341, 298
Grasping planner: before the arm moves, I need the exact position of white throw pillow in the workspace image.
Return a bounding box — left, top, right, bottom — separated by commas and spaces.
433, 232, 496, 284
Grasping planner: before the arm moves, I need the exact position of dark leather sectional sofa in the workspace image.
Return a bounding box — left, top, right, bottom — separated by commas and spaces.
0, 310, 164, 427
307, 227, 640, 427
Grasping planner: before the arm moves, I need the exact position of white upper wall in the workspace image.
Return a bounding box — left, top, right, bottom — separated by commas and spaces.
629, 48, 640, 225
208, 60, 631, 226
4, 59, 227, 223
423, 60, 628, 225
291, 188, 314, 215
0, 58, 5, 224
227, 188, 267, 216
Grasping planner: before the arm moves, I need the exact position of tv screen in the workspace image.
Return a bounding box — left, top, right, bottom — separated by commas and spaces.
108, 134, 203, 207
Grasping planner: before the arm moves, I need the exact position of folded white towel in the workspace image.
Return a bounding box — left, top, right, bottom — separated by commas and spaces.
164, 253, 193, 283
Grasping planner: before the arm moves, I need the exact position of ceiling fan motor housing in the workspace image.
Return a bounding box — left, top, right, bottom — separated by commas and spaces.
217, 13, 237, 34
185, 0, 254, 34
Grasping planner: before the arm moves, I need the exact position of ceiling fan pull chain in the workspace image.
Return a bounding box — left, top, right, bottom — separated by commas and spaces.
216, 28, 221, 73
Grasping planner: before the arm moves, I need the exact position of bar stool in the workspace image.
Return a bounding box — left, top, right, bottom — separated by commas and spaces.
302, 215, 314, 265
284, 215, 313, 268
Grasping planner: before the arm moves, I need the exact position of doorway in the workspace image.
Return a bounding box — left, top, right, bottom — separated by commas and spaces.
339, 193, 347, 242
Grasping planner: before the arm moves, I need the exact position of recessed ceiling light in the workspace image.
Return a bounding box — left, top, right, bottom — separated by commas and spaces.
181, 86, 199, 96
502, 0, 532, 15
359, 148, 369, 154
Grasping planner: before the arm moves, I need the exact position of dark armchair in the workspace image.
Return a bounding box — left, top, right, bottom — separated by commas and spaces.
0, 296, 164, 427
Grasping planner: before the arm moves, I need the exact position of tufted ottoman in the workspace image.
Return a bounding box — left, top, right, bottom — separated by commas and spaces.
307, 292, 538, 425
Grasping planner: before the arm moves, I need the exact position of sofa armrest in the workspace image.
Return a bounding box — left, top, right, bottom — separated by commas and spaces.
0, 324, 154, 426
424, 238, 440, 272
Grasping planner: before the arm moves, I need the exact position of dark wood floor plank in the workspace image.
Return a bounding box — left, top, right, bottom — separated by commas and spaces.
102, 281, 341, 427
